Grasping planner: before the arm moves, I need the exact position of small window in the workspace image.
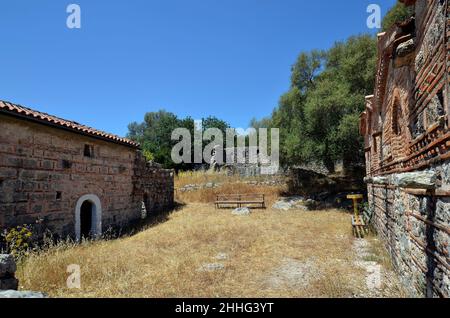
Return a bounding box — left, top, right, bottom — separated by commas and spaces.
62, 159, 72, 169
56, 192, 62, 200
84, 145, 94, 158
119, 165, 127, 173
436, 90, 445, 116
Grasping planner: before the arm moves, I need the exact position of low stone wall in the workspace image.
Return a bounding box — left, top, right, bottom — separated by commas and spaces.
176, 179, 285, 193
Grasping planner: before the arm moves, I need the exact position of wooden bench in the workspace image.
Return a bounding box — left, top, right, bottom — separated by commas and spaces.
215, 194, 265, 209
352, 206, 372, 238
347, 194, 369, 238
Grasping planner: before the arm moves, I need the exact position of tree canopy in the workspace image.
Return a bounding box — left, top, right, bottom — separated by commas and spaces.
251, 35, 377, 171
127, 112, 230, 170
382, 1, 414, 31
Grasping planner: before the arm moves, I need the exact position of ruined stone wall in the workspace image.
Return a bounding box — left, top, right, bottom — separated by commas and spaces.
0, 114, 174, 239
134, 157, 174, 215
361, 0, 450, 297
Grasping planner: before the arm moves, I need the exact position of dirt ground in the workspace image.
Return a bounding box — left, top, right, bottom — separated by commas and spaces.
17, 203, 407, 298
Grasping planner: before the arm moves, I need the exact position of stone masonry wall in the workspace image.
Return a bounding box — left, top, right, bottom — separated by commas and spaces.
134, 157, 174, 216
0, 114, 174, 240
360, 0, 450, 297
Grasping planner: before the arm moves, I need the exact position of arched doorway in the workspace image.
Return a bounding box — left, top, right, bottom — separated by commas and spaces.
80, 201, 93, 238
75, 194, 102, 241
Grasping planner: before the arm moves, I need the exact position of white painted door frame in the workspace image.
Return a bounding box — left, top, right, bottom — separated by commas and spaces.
75, 194, 102, 241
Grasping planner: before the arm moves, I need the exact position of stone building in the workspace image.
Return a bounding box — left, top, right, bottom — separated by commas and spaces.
360, 0, 449, 297
213, 147, 280, 177
0, 100, 174, 241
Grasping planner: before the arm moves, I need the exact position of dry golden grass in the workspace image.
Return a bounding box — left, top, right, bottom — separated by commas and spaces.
16, 201, 404, 298
175, 170, 278, 188
176, 182, 285, 207
175, 170, 287, 207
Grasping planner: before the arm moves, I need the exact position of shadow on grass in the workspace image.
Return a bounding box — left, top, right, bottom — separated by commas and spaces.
109, 202, 186, 239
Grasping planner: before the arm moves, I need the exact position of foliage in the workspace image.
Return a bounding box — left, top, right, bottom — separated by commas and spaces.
382, 1, 414, 31
2, 225, 34, 257
252, 35, 376, 170
142, 149, 155, 162
127, 111, 230, 170
202, 116, 229, 134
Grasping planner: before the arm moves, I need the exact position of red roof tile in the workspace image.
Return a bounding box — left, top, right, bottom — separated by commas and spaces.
0, 100, 139, 148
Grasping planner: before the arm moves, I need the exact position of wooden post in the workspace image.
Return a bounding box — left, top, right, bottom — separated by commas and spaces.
347, 194, 364, 218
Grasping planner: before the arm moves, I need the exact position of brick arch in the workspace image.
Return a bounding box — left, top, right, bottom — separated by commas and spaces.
392, 95, 401, 136
390, 89, 413, 158
393, 88, 414, 140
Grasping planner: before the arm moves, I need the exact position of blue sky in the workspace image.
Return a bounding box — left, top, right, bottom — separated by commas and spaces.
0, 0, 396, 137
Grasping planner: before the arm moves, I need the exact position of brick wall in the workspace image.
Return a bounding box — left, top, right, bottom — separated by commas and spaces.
360, 0, 450, 297
0, 114, 174, 240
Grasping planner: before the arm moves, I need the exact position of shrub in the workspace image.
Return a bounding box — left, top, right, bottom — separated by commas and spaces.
2, 225, 34, 257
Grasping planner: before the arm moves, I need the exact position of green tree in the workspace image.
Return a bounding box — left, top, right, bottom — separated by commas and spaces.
263, 34, 377, 171
127, 110, 181, 168
305, 35, 376, 170
249, 116, 272, 130
291, 50, 326, 93
382, 1, 414, 31
202, 116, 229, 134
127, 112, 230, 170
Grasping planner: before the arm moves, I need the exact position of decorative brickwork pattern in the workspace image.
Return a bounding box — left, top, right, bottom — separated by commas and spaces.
360, 0, 449, 297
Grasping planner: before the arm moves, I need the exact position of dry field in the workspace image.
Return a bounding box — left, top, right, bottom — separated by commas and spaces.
16, 201, 406, 298
174, 170, 274, 188
174, 170, 286, 207
16, 172, 406, 298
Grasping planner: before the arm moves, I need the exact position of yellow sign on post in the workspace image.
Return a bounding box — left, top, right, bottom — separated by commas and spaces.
347, 194, 364, 218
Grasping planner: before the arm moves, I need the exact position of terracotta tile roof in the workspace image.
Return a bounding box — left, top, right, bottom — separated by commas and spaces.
0, 100, 139, 148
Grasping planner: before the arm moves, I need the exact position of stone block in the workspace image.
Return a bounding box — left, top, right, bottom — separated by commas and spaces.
0, 290, 47, 298
372, 176, 390, 185
0, 168, 17, 179
22, 159, 38, 169
0, 277, 19, 290
0, 255, 16, 278
40, 160, 53, 170
6, 157, 22, 168
435, 199, 450, 224
393, 171, 437, 189
0, 191, 14, 203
